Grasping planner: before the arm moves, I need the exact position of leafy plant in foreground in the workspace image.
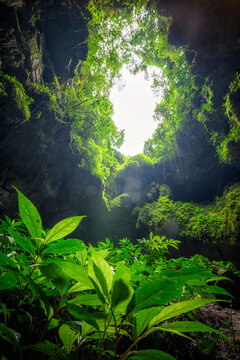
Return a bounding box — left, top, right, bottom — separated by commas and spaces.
0, 189, 231, 359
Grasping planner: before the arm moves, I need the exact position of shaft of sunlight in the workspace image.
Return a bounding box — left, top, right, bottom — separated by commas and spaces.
109, 64, 163, 157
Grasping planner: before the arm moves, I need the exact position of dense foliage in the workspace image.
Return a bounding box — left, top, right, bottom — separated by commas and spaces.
210, 72, 240, 163
136, 184, 240, 245
0, 189, 234, 360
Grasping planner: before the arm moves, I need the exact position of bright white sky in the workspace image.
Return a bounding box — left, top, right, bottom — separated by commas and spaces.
109, 64, 163, 156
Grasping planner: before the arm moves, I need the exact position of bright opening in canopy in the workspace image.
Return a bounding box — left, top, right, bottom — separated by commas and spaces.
109, 64, 163, 157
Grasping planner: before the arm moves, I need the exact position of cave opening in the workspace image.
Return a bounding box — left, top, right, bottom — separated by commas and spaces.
1, 1, 240, 359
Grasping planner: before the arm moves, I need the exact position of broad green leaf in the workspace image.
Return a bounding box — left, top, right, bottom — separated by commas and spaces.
67, 304, 100, 333
68, 294, 102, 307
45, 216, 86, 244
24, 340, 71, 359
48, 318, 59, 330
131, 278, 184, 313
40, 263, 71, 296
88, 252, 113, 302
148, 296, 217, 328
145, 326, 194, 341
51, 260, 93, 290
159, 268, 214, 286
128, 349, 175, 360
68, 282, 94, 293
158, 321, 228, 341
206, 276, 231, 283
111, 279, 134, 315
0, 273, 18, 291
113, 262, 131, 283
135, 306, 163, 337
42, 239, 85, 255
111, 279, 131, 308
207, 285, 232, 298
59, 323, 79, 354
8, 227, 36, 257
14, 187, 42, 240
76, 248, 87, 267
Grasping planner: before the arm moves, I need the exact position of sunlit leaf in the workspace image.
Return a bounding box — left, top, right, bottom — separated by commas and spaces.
148, 296, 217, 328
59, 323, 80, 354
88, 252, 113, 302
45, 216, 86, 244
68, 294, 102, 307
131, 278, 184, 313
42, 239, 85, 255
158, 321, 228, 341
14, 187, 42, 240
51, 260, 93, 290
135, 306, 163, 337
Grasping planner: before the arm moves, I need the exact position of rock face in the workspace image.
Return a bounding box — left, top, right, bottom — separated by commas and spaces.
0, 0, 109, 244
0, 0, 240, 251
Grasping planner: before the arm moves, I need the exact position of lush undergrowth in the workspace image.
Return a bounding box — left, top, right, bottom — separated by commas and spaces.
136, 184, 240, 245
0, 189, 237, 360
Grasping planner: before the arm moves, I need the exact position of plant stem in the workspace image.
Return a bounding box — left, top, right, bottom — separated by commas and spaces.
119, 333, 146, 360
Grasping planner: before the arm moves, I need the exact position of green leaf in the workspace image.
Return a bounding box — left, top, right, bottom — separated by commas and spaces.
45, 216, 86, 244
128, 349, 175, 360
207, 285, 233, 298
51, 260, 93, 290
8, 227, 36, 257
136, 307, 163, 337
111, 279, 134, 315
14, 187, 42, 240
48, 318, 59, 330
114, 262, 131, 283
67, 304, 100, 333
40, 263, 71, 296
158, 321, 228, 341
42, 239, 85, 255
131, 278, 184, 313
0, 273, 18, 291
148, 296, 217, 328
68, 294, 102, 307
59, 323, 79, 354
76, 248, 87, 267
88, 252, 113, 302
111, 279, 131, 307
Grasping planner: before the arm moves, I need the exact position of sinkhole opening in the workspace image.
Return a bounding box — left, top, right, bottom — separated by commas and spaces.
109, 64, 164, 157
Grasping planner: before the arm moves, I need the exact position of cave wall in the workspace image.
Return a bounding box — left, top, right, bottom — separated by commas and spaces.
0, 0, 110, 244
0, 0, 240, 248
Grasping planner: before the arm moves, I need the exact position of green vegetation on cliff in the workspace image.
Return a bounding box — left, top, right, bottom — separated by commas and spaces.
136, 184, 240, 245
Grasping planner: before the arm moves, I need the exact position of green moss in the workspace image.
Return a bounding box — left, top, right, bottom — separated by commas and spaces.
0, 72, 33, 121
